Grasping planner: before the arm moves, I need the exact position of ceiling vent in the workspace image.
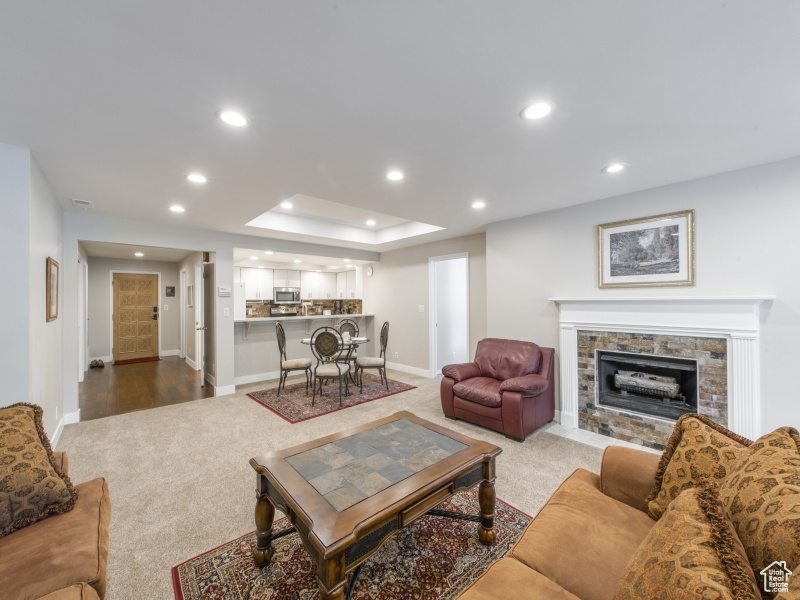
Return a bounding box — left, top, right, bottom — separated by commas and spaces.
71, 198, 93, 210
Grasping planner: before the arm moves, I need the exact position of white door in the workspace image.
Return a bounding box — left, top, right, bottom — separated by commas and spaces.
194, 263, 204, 375
430, 254, 469, 374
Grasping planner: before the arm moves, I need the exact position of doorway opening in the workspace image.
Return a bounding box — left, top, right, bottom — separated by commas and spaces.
429, 253, 469, 376
78, 241, 214, 420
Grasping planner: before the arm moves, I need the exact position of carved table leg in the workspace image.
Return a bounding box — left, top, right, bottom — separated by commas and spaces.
478, 460, 497, 545
253, 490, 275, 567
317, 553, 348, 600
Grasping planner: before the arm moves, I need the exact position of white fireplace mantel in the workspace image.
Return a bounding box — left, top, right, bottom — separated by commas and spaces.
550, 296, 774, 439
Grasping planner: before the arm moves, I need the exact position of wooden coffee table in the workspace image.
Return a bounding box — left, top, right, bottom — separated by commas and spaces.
250, 411, 502, 600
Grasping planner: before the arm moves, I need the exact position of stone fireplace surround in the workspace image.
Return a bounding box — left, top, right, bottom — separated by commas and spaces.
551, 297, 773, 444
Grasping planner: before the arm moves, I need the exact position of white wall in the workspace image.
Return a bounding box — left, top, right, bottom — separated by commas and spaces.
0, 143, 65, 440
486, 156, 800, 434
86, 257, 181, 359
362, 233, 486, 375
0, 143, 31, 405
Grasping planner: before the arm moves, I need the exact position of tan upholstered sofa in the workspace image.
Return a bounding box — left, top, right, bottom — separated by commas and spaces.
459, 415, 800, 599
0, 451, 111, 600
458, 445, 661, 600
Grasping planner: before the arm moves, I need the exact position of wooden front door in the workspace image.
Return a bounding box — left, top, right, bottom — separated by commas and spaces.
113, 273, 159, 362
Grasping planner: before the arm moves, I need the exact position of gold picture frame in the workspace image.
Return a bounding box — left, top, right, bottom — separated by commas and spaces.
46, 257, 59, 321
598, 210, 695, 288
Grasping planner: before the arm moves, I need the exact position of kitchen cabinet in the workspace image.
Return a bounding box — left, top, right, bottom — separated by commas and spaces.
274, 269, 301, 288
301, 271, 337, 299
318, 272, 337, 299
301, 271, 318, 299
336, 269, 361, 298
241, 267, 273, 300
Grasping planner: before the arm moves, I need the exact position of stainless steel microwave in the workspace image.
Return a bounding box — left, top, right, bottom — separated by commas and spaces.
273, 287, 300, 304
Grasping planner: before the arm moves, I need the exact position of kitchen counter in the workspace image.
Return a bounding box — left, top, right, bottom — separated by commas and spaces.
235, 313, 374, 338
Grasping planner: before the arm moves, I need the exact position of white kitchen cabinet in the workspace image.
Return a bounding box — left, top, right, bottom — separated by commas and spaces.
241, 267, 273, 300
274, 269, 301, 288
319, 272, 337, 299
300, 271, 319, 299
346, 270, 357, 298
336, 272, 347, 298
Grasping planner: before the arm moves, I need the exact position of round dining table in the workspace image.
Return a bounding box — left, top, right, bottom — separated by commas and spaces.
301, 336, 370, 383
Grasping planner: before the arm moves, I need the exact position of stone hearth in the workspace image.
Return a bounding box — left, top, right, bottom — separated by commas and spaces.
578, 330, 727, 450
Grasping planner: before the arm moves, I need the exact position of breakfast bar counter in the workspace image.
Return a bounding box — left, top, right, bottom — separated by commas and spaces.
235, 313, 374, 338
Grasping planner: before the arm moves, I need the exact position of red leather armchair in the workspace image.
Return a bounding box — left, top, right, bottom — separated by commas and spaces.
440, 338, 555, 441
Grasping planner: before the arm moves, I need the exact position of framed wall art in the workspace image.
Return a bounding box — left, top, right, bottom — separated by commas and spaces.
46, 257, 59, 321
166, 286, 175, 297
598, 210, 695, 288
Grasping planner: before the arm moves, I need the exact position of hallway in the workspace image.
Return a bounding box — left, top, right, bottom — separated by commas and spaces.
79, 356, 214, 420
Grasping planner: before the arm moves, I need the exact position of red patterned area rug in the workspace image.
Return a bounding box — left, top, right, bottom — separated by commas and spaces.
247, 373, 416, 424
172, 487, 530, 600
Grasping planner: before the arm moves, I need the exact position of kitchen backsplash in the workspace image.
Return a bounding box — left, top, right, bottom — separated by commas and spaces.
245, 299, 363, 318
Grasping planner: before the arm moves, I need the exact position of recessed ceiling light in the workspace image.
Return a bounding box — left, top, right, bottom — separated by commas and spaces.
472, 200, 486, 209
264, 250, 274, 255
250, 256, 258, 260
328, 266, 338, 269
602, 163, 627, 174
280, 201, 293, 209
169, 205, 185, 213
386, 170, 404, 181
134, 252, 144, 257
521, 102, 552, 120
293, 259, 302, 264
216, 110, 248, 127
344, 258, 351, 263
366, 219, 376, 226
187, 173, 207, 183
258, 266, 266, 269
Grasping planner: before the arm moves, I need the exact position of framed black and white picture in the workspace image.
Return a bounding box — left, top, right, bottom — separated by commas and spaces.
598, 210, 695, 288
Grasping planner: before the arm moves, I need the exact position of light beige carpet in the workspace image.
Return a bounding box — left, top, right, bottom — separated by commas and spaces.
57, 370, 603, 600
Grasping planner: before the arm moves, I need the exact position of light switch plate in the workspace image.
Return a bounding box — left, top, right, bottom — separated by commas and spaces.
163, 304, 168, 310
224, 307, 230, 317
418, 305, 424, 313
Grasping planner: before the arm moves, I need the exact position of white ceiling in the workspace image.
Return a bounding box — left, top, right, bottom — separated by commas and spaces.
80, 241, 194, 262
3, 2, 800, 253
233, 248, 367, 271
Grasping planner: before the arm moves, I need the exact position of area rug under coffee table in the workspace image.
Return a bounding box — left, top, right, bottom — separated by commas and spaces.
247, 373, 416, 423
172, 487, 530, 600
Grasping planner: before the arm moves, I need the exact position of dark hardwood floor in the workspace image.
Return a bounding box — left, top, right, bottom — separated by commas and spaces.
79, 355, 215, 421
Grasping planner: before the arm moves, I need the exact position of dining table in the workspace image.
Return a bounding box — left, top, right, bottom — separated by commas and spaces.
301, 335, 370, 384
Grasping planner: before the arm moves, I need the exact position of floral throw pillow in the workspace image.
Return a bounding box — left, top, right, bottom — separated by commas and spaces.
0, 403, 78, 537
718, 427, 800, 598
646, 413, 751, 520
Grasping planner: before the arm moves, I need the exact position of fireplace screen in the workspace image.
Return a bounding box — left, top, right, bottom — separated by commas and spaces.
596, 350, 698, 420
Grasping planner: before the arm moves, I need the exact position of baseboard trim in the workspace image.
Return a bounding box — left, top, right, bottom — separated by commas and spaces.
52, 417, 65, 449
185, 356, 198, 370
235, 370, 281, 386
559, 410, 577, 428
90, 355, 113, 363
161, 349, 180, 357
204, 372, 216, 386
215, 384, 236, 397
65, 409, 80, 425
553, 409, 561, 424
385, 361, 433, 378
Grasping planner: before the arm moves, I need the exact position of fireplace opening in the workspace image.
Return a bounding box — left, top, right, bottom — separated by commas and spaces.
596, 350, 698, 420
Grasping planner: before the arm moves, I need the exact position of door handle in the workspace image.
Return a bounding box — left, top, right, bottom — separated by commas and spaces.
196, 326, 208, 331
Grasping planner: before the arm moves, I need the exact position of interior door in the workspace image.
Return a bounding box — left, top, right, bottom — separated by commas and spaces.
432, 256, 468, 373
113, 273, 159, 362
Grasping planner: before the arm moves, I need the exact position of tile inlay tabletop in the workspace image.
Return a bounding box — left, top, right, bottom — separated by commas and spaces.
285, 418, 467, 511
249, 411, 502, 600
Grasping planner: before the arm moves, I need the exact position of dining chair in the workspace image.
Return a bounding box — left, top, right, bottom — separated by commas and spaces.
310, 326, 350, 406
355, 321, 389, 392
335, 318, 360, 367
276, 322, 312, 396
